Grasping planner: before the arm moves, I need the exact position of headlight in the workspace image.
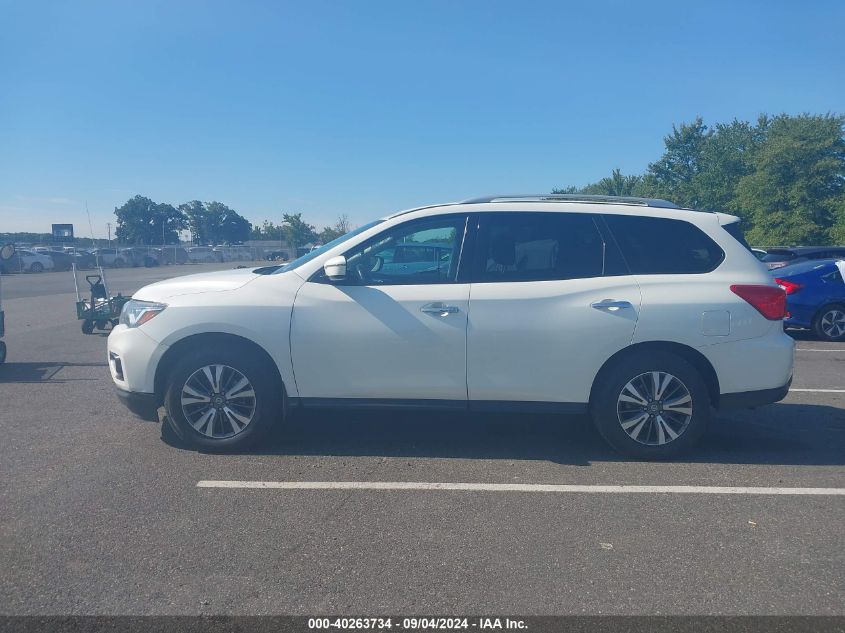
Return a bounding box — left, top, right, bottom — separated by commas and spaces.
119, 299, 167, 328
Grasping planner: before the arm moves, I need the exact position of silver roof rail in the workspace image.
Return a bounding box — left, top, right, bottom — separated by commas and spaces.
459, 194, 680, 209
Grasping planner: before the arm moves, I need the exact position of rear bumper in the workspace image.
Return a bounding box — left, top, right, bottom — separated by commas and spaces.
719, 377, 792, 410
115, 387, 160, 421
699, 328, 794, 395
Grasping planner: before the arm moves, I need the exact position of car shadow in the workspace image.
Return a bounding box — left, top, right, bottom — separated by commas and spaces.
162, 401, 845, 466
0, 361, 106, 383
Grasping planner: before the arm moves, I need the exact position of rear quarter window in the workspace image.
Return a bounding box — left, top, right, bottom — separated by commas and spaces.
722, 221, 752, 251
603, 215, 725, 274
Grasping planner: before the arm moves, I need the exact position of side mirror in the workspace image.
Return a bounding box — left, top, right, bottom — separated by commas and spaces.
323, 255, 347, 281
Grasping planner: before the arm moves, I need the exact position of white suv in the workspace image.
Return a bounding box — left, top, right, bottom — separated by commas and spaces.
108, 195, 794, 458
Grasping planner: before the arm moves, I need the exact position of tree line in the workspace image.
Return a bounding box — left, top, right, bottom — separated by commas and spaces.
6, 113, 842, 250
554, 113, 845, 246
112, 195, 351, 251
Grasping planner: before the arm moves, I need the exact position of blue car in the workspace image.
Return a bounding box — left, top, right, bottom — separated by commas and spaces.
772, 259, 845, 341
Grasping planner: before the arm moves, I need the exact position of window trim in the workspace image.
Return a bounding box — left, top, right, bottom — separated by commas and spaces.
469, 211, 617, 284
309, 213, 471, 286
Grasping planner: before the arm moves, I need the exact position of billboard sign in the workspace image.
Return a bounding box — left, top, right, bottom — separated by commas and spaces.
52, 224, 74, 243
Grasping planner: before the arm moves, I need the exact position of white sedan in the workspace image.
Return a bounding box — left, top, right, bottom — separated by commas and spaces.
15, 249, 55, 273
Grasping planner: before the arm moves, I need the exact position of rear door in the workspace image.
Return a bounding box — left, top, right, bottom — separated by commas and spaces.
466, 211, 641, 407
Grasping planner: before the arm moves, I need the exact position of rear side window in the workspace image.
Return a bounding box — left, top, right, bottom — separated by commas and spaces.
475, 212, 606, 282
603, 215, 725, 274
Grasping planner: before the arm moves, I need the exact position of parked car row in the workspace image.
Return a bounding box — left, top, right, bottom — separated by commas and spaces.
186, 246, 262, 263
0, 249, 56, 273
0, 245, 268, 273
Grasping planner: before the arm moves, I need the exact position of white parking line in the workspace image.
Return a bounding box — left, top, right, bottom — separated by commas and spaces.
789, 388, 845, 393
197, 481, 845, 496
796, 348, 845, 352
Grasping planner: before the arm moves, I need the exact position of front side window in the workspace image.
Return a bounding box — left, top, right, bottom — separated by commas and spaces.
339, 215, 467, 285
604, 215, 725, 274
475, 212, 606, 282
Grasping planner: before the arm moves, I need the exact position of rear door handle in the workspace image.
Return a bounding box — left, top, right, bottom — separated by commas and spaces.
421, 302, 460, 316
591, 299, 633, 312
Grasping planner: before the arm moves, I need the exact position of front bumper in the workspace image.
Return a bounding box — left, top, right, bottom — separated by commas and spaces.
719, 377, 792, 410
115, 387, 160, 421
107, 324, 167, 393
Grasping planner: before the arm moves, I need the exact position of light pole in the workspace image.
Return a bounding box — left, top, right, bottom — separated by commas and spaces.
107, 223, 112, 248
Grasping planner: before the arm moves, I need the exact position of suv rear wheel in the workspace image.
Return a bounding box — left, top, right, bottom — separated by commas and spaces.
164, 345, 283, 451
591, 352, 710, 459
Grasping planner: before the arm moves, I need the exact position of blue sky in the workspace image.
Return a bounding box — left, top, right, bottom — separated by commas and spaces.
1, 0, 843, 237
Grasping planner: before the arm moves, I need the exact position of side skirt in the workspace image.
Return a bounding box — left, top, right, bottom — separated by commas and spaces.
293, 398, 588, 415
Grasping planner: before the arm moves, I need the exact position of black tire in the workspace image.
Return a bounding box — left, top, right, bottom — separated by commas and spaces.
590, 351, 711, 460
95, 320, 109, 330
163, 344, 283, 452
0, 341, 6, 364
81, 320, 95, 335
30, 262, 44, 273
813, 304, 845, 342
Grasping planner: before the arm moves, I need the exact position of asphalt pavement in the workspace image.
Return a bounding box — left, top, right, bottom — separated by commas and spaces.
0, 264, 843, 615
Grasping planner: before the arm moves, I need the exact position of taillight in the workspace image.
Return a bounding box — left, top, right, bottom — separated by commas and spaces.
774, 277, 803, 295
730, 284, 786, 320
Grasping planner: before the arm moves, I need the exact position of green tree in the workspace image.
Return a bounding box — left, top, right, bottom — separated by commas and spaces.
641, 118, 711, 208
318, 214, 351, 244
281, 213, 318, 250
695, 117, 767, 214
250, 220, 283, 241
178, 201, 251, 244
736, 114, 845, 246
552, 113, 845, 246
114, 195, 185, 244
553, 169, 641, 196
179, 200, 209, 244
205, 201, 251, 244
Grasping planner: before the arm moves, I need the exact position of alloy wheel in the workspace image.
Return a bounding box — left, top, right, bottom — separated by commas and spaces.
820, 309, 845, 339
616, 371, 693, 446
180, 364, 257, 438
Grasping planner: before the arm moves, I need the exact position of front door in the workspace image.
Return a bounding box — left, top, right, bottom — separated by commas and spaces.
290, 214, 470, 402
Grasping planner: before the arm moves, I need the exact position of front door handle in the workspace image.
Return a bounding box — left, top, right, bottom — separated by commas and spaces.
591, 299, 633, 312
421, 302, 460, 316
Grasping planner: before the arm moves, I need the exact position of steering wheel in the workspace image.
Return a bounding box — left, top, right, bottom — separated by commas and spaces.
352, 255, 384, 284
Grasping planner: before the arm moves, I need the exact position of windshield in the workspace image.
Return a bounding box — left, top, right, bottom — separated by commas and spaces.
270, 219, 384, 274
761, 250, 796, 262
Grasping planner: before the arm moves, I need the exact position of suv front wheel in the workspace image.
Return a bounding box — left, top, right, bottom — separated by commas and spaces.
591, 352, 710, 459
164, 345, 282, 451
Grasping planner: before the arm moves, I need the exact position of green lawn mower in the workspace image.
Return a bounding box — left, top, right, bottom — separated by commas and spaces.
73, 263, 131, 335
